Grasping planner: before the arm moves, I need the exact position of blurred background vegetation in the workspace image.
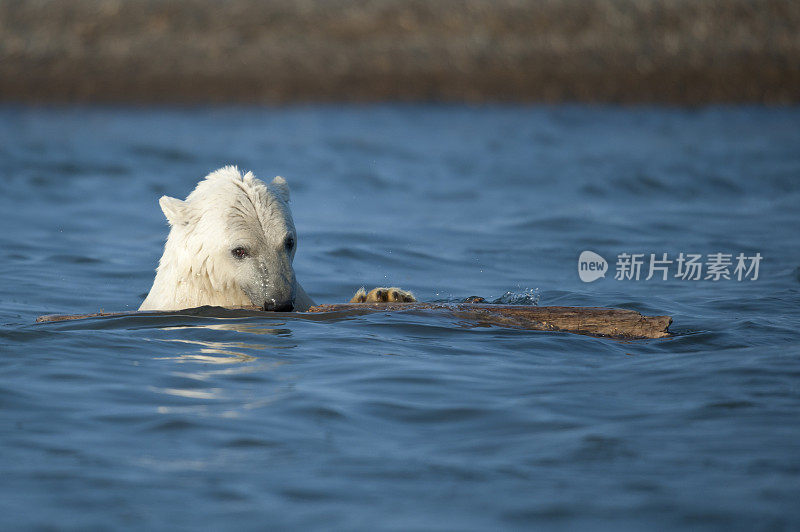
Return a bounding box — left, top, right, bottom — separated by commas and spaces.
1, 0, 798, 104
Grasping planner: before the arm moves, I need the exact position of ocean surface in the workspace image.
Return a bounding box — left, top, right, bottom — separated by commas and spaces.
1, 104, 799, 530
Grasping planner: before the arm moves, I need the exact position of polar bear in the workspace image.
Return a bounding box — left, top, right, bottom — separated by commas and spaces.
139, 166, 314, 312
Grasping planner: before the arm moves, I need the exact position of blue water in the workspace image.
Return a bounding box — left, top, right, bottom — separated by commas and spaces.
1, 105, 799, 530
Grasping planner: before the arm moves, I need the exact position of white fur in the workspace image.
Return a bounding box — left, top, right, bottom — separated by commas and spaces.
139, 166, 314, 312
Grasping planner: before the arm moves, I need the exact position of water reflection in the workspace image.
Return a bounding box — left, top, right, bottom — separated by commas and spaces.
155, 337, 291, 384
157, 338, 260, 363
153, 387, 222, 400
155, 321, 297, 363
148, 324, 295, 419
161, 321, 294, 336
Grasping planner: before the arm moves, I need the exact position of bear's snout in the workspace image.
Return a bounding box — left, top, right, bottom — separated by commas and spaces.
263, 300, 294, 312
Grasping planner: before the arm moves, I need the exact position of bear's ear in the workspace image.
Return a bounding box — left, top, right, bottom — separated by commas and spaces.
158, 196, 187, 226
270, 176, 290, 203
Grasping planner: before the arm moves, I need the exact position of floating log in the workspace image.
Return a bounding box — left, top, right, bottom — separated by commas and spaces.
307, 303, 671, 339
37, 303, 671, 340
36, 311, 122, 323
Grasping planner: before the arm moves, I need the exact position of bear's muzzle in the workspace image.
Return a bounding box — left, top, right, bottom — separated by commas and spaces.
263, 300, 294, 312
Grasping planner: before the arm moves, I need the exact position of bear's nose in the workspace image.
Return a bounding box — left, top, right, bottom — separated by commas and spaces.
263, 300, 294, 312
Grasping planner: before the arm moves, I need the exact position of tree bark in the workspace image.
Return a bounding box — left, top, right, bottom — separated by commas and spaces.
37, 303, 671, 340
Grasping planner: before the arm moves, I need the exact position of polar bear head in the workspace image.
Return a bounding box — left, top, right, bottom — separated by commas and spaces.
139, 166, 298, 312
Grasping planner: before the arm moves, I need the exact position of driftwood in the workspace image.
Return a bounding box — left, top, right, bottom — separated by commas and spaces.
37, 303, 671, 340
308, 303, 670, 339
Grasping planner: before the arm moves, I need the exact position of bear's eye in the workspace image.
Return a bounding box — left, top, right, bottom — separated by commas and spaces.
231, 247, 248, 260
284, 236, 295, 252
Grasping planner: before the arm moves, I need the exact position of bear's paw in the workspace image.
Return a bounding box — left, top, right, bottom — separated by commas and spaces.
350, 287, 416, 303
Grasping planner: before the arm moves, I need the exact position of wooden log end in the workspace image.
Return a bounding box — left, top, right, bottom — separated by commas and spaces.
36, 311, 123, 323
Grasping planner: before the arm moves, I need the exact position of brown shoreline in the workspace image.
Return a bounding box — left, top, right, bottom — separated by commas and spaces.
1, 0, 799, 104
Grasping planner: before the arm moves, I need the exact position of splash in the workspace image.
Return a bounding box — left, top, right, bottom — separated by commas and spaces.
491, 288, 540, 306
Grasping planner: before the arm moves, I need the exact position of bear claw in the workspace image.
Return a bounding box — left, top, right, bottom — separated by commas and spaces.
350, 286, 416, 303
